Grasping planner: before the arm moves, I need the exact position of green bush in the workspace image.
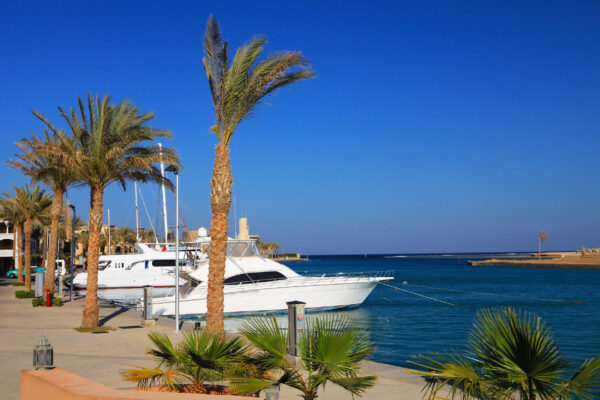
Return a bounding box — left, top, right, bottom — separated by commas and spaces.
51, 297, 62, 307
31, 254, 43, 265
11, 282, 25, 287
32, 298, 43, 307
15, 290, 35, 298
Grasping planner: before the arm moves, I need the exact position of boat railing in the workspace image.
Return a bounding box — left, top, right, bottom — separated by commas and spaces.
179, 270, 394, 298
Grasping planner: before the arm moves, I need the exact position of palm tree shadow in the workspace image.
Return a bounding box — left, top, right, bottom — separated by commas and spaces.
99, 307, 129, 326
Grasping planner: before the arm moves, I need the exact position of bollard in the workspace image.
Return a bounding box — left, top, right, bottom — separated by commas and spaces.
46, 289, 51, 307
142, 286, 156, 327
34, 272, 45, 298
286, 301, 306, 357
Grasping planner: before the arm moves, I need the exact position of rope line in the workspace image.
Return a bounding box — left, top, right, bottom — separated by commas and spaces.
379, 281, 592, 305
378, 281, 457, 306
403, 282, 587, 304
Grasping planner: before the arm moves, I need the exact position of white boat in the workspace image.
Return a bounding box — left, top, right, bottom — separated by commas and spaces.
72, 243, 190, 302
151, 239, 392, 316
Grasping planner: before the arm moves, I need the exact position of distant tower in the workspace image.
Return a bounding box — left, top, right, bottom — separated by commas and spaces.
238, 218, 250, 239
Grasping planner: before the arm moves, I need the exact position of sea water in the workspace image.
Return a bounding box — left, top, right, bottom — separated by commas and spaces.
262, 254, 600, 367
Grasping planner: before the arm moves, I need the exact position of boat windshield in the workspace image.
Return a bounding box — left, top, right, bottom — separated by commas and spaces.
98, 261, 111, 271
226, 240, 264, 258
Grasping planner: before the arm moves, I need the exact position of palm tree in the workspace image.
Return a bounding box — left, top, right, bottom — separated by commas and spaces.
1, 184, 52, 290
201, 15, 314, 333
410, 308, 600, 400
112, 227, 136, 254
8, 126, 79, 294
39, 94, 180, 328
232, 314, 376, 400
0, 198, 25, 280
121, 330, 250, 393
538, 231, 548, 260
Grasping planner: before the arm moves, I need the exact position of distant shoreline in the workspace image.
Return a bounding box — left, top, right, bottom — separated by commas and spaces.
468, 256, 600, 270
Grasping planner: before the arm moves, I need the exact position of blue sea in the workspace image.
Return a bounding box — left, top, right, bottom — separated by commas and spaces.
276, 254, 600, 368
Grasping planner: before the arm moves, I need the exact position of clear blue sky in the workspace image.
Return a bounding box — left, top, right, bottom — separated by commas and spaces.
1, 1, 599, 254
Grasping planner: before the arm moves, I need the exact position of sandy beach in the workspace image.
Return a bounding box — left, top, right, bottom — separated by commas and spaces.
0, 278, 427, 400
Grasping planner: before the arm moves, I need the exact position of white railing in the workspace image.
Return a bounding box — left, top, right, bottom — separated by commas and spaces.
180, 270, 394, 298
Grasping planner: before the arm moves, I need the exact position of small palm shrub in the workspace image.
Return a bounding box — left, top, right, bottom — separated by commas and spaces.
15, 290, 35, 298
121, 330, 250, 393
32, 298, 43, 307
12, 281, 25, 286
231, 314, 376, 400
51, 297, 62, 307
410, 308, 600, 400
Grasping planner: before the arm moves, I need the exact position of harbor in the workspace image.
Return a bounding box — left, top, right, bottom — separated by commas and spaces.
0, 278, 426, 400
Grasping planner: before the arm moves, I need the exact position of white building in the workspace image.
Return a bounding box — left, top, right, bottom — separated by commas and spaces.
0, 221, 15, 272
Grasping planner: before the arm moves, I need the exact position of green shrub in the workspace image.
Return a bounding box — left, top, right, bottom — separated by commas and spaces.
31, 254, 43, 265
15, 290, 35, 298
32, 298, 43, 307
11, 282, 25, 287
51, 297, 62, 307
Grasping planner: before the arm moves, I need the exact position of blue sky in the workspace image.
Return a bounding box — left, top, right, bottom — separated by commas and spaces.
1, 1, 599, 254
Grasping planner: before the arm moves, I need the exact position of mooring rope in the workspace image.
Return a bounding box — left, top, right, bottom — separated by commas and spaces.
379, 280, 591, 305
377, 281, 457, 306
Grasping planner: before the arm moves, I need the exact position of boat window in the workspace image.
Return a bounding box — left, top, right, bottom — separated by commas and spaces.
226, 240, 264, 258
224, 271, 286, 285
152, 259, 186, 267
98, 261, 111, 271
153, 260, 176, 267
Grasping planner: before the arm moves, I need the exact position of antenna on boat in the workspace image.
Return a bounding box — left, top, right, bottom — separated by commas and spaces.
233, 196, 238, 238
159, 142, 169, 243
135, 182, 140, 242
107, 209, 111, 255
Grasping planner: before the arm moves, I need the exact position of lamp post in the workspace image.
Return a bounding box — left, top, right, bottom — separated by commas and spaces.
174, 169, 180, 332
68, 205, 76, 302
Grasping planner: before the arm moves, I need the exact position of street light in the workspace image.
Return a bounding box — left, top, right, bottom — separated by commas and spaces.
166, 165, 180, 332
174, 169, 180, 332
68, 204, 76, 302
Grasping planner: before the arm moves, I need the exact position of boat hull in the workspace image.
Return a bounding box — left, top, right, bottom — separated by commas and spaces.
152, 277, 389, 316
76, 286, 177, 303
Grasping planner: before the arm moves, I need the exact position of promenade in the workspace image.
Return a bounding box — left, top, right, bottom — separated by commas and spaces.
0, 279, 427, 400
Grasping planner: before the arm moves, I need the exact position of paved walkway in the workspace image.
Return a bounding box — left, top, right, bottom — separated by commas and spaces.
0, 279, 428, 400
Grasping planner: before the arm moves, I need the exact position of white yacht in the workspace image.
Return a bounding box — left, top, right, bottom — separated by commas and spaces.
151, 239, 392, 316
72, 243, 190, 302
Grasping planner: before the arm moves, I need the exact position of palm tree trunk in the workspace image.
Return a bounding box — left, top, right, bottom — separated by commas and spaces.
81, 187, 103, 329
24, 220, 33, 291
206, 144, 233, 334
15, 224, 23, 282
44, 189, 63, 294
538, 239, 541, 260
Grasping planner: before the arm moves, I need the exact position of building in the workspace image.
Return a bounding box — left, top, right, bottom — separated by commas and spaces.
0, 220, 15, 272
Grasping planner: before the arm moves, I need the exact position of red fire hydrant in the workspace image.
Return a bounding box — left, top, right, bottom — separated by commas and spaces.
46, 289, 51, 307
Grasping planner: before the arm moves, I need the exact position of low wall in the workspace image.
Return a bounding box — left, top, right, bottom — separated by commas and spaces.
21, 368, 257, 400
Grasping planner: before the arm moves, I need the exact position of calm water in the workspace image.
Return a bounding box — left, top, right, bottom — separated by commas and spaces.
272, 254, 600, 367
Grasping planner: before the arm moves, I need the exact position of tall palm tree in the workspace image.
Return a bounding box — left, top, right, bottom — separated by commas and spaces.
411, 308, 600, 400
8, 127, 79, 294
202, 15, 314, 333
538, 231, 548, 260
39, 94, 180, 328
1, 184, 52, 290
0, 198, 25, 281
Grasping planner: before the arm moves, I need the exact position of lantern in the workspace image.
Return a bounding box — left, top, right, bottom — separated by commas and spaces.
263, 384, 280, 400
33, 335, 53, 369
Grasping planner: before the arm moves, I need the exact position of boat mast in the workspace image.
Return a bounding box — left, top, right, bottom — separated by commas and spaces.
159, 142, 168, 243
108, 209, 111, 255
134, 182, 140, 242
